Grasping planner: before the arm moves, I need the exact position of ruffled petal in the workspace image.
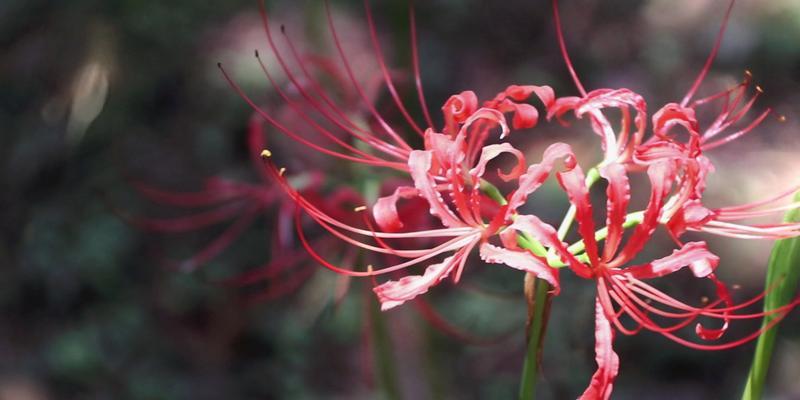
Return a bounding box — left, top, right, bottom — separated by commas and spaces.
479, 243, 560, 293
373, 186, 420, 232
579, 299, 619, 400
574, 89, 647, 161
461, 107, 509, 139
409, 150, 466, 228
506, 142, 576, 217
511, 103, 539, 130
611, 160, 676, 267
374, 254, 459, 310
600, 162, 630, 261
652, 103, 700, 140
470, 143, 526, 183
557, 163, 600, 266
546, 96, 581, 124
502, 84, 555, 106
623, 241, 720, 279
442, 90, 478, 135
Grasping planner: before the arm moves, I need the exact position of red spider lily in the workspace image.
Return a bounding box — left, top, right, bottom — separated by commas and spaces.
216, 0, 800, 397
536, 157, 800, 399
545, 0, 800, 397
218, 0, 573, 310
549, 0, 800, 248
258, 117, 576, 311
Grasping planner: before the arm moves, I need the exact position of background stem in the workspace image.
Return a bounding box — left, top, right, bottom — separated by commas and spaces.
518, 276, 552, 400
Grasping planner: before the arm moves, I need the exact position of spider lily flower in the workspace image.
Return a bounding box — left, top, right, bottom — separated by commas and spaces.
524, 158, 800, 399
549, 0, 800, 244
216, 0, 572, 311
548, 0, 770, 168
259, 120, 583, 311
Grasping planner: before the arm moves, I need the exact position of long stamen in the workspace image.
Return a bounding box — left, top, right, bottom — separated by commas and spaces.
323, 0, 414, 152
680, 0, 736, 107
363, 0, 426, 136
275, 28, 412, 160
253, 50, 385, 162
409, 0, 435, 130
218, 63, 407, 169
256, 2, 410, 160
552, 0, 587, 96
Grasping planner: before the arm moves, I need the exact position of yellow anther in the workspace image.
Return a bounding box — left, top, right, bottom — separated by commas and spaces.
367, 264, 374, 273
732, 284, 742, 290
756, 85, 764, 94
778, 115, 787, 123
353, 205, 367, 212
278, 167, 286, 176
701, 296, 710, 304
744, 69, 753, 78
261, 149, 272, 158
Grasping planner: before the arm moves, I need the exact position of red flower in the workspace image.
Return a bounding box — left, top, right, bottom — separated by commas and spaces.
547, 0, 800, 397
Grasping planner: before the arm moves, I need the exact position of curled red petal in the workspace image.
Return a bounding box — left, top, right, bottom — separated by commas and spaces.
374, 254, 459, 310
511, 103, 540, 130
600, 162, 630, 261
373, 186, 419, 232
652, 103, 700, 140
478, 243, 560, 294
442, 90, 478, 134
579, 299, 619, 400
557, 163, 600, 266
611, 160, 675, 267
623, 241, 720, 279
470, 143, 526, 183
409, 150, 465, 228
506, 142, 576, 217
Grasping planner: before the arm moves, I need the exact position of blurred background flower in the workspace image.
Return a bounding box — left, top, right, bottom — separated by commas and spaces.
1, 0, 798, 398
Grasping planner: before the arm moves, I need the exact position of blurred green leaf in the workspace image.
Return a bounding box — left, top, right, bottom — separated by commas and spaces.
742, 192, 800, 400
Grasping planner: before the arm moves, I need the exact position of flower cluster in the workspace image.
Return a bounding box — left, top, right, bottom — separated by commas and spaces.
220, 0, 800, 398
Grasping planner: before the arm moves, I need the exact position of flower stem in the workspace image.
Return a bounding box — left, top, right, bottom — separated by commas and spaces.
518, 274, 552, 400
517, 166, 600, 399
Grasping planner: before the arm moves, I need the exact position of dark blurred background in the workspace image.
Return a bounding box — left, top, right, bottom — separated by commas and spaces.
2, 0, 799, 399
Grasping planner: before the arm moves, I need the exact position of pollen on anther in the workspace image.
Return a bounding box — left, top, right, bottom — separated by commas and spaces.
354, 206, 367, 212
261, 149, 272, 158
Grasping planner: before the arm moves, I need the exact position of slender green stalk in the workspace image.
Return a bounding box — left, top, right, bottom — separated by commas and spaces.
518, 276, 551, 400
354, 138, 402, 399
742, 192, 800, 400
369, 296, 403, 400
518, 166, 601, 400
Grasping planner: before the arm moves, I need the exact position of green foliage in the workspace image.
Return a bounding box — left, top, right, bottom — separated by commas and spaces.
743, 192, 800, 400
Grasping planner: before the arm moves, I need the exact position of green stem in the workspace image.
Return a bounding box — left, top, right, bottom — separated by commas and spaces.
518, 276, 551, 400
517, 166, 601, 400
369, 296, 403, 400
